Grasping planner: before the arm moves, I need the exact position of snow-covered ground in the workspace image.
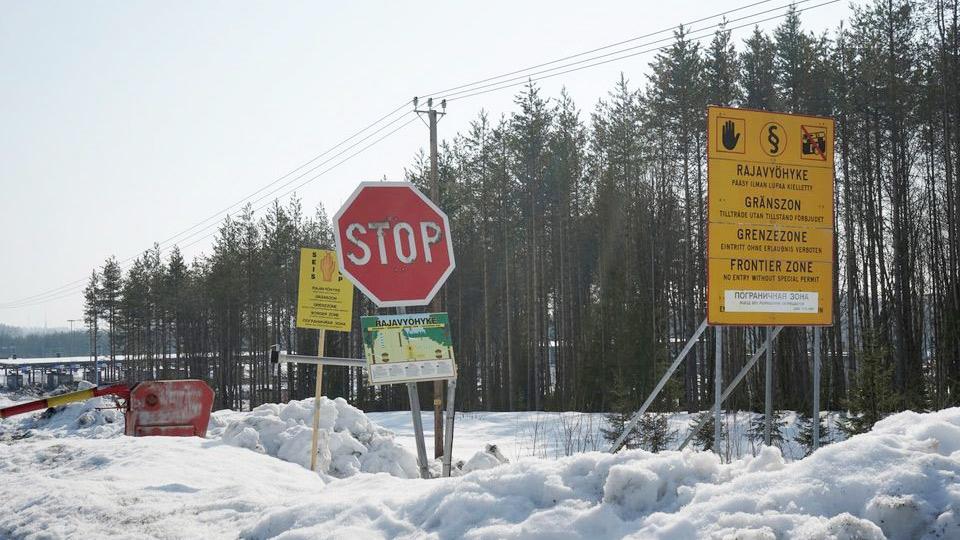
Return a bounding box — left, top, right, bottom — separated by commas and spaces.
2, 388, 959, 539
372, 409, 844, 462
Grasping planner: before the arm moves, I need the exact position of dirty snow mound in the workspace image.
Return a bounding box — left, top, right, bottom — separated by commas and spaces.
0, 394, 123, 441
461, 443, 510, 474
210, 396, 420, 479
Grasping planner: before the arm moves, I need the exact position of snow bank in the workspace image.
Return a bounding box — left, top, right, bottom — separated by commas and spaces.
0, 387, 123, 441
209, 396, 420, 479
244, 408, 960, 539
1, 389, 420, 480
4, 392, 960, 538
0, 435, 326, 539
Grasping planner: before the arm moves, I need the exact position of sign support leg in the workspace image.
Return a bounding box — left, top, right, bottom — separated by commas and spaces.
764, 326, 773, 446
310, 329, 326, 472
813, 327, 821, 451
679, 326, 784, 451
714, 326, 723, 456
434, 380, 444, 458
608, 318, 709, 453
407, 382, 431, 478
442, 378, 457, 477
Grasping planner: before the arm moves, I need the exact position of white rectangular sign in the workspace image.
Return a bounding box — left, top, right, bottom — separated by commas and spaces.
361, 313, 457, 385
724, 290, 818, 313
368, 359, 456, 385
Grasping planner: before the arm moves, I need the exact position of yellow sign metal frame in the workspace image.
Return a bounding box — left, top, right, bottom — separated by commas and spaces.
707, 106, 835, 326
296, 248, 355, 331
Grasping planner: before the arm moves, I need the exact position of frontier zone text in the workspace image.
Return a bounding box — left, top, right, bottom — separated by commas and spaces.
729, 259, 814, 273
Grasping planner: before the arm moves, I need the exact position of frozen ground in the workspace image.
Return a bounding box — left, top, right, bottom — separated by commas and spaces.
2, 389, 959, 539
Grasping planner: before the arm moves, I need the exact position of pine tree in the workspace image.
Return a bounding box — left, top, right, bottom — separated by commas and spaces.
773, 4, 815, 112
601, 381, 640, 449
637, 413, 676, 452
741, 27, 777, 110
691, 411, 727, 452
844, 330, 900, 435
100, 257, 123, 375
82, 270, 101, 363
795, 411, 831, 456
508, 80, 554, 411
645, 27, 707, 411
704, 22, 742, 106
746, 411, 788, 449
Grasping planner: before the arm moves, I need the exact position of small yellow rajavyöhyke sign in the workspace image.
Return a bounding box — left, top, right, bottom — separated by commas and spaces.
296, 248, 354, 331
707, 106, 834, 326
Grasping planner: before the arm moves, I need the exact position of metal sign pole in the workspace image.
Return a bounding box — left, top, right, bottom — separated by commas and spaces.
407, 382, 431, 478
764, 326, 773, 446
714, 326, 723, 456
608, 318, 709, 453
442, 378, 457, 477
679, 326, 784, 450
813, 327, 821, 451
396, 306, 431, 479
273, 354, 366, 368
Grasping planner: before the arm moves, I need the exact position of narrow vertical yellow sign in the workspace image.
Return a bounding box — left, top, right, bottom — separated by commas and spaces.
707, 106, 835, 326
296, 248, 354, 331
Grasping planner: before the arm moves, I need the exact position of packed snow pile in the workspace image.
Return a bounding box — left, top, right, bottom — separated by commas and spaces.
208, 396, 421, 479
3, 398, 960, 539
0, 383, 123, 442
0, 433, 326, 539
244, 407, 960, 539
461, 443, 510, 474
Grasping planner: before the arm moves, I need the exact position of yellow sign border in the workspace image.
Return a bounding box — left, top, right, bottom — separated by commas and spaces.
296, 248, 355, 332
707, 106, 835, 327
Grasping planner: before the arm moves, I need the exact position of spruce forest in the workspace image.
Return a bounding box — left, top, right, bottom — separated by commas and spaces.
81, 2, 960, 425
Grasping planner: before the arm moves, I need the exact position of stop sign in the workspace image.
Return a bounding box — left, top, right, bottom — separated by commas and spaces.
333, 181, 455, 307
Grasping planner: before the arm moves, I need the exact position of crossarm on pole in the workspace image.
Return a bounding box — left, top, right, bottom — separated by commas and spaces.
273, 353, 367, 369
609, 318, 709, 453
678, 325, 784, 451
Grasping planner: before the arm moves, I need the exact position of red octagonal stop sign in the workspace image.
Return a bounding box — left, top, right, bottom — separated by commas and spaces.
333, 182, 455, 307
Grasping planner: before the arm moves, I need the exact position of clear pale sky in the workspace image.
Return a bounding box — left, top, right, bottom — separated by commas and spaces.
0, 0, 850, 329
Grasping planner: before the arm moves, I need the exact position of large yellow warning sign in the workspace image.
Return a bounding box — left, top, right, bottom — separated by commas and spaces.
296, 248, 354, 331
707, 106, 834, 326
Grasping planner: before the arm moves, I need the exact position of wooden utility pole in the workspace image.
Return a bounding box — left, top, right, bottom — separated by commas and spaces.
415, 97, 447, 459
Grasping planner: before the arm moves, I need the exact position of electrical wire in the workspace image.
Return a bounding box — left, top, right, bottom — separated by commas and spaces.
417, 0, 779, 99
133, 111, 417, 255
441, 0, 827, 102
1, 0, 842, 310
150, 102, 411, 251
447, 0, 839, 103
174, 115, 420, 254
1, 115, 421, 309
0, 103, 411, 308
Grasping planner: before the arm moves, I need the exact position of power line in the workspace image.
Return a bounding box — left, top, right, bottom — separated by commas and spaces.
151, 102, 411, 251
418, 0, 779, 99
175, 116, 420, 254
2, 0, 841, 310
442, 0, 826, 102
131, 111, 418, 256
447, 0, 839, 103
0, 108, 413, 308
0, 103, 412, 308
1, 115, 421, 309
